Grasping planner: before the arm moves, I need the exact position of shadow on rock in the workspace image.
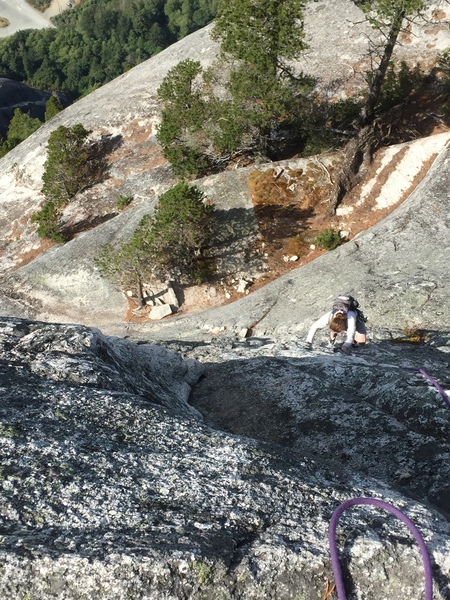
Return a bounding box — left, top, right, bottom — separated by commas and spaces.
188, 333, 450, 519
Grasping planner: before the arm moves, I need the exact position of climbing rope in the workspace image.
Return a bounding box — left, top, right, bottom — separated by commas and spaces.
397, 365, 450, 411
418, 368, 450, 411
328, 497, 433, 600
326, 365, 449, 599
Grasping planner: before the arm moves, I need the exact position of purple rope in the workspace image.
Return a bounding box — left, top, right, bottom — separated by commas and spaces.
397, 366, 450, 411
418, 369, 450, 410
328, 497, 433, 600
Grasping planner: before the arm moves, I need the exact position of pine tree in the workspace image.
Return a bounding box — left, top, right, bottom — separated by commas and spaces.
5, 108, 42, 149
96, 183, 216, 298
212, 0, 309, 153
44, 96, 63, 122
144, 182, 215, 283
41, 124, 91, 205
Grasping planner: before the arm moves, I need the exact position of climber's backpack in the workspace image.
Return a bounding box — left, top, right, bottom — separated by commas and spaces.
332, 294, 359, 315
332, 294, 367, 323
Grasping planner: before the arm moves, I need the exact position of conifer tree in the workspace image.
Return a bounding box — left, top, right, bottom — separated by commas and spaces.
32, 124, 95, 242
41, 124, 91, 205
212, 0, 309, 153
45, 96, 63, 122
96, 183, 215, 299
4, 108, 42, 149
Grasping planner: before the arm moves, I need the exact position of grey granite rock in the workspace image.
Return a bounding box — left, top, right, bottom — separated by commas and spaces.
1, 317, 450, 599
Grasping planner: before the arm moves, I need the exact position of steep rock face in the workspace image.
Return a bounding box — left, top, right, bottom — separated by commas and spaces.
1, 317, 450, 599
184, 331, 450, 518
0, 1, 449, 326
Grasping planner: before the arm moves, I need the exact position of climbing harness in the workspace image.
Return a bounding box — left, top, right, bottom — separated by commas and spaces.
328, 497, 433, 600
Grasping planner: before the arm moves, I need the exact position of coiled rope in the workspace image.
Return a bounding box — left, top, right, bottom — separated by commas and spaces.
329, 497, 433, 600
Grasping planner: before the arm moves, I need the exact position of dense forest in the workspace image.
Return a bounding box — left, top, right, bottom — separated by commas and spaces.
0, 0, 218, 99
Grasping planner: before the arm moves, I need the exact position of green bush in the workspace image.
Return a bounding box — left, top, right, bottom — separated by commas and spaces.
144, 182, 215, 283
0, 108, 43, 156
30, 201, 66, 243
96, 182, 216, 298
116, 194, 133, 210
33, 123, 105, 241
371, 61, 421, 113
436, 48, 450, 84
25, 0, 51, 10
156, 59, 213, 178
0, 1, 218, 101
314, 228, 341, 251
41, 124, 91, 205
45, 96, 63, 121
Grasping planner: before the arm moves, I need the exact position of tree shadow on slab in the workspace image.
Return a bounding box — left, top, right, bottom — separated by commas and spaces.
253, 204, 314, 246
64, 212, 119, 239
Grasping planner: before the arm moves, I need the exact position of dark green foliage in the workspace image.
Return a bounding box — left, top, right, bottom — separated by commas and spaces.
370, 61, 421, 114
116, 194, 133, 210
314, 228, 342, 251
436, 49, 450, 84
213, 0, 307, 70
156, 51, 356, 177
143, 182, 215, 283
354, 0, 425, 22
352, 0, 426, 124
0, 139, 8, 159
157, 57, 203, 109
212, 0, 310, 154
0, 0, 217, 99
156, 59, 213, 178
25, 0, 51, 9
164, 0, 219, 38
157, 0, 316, 177
0, 108, 42, 156
33, 124, 101, 241
41, 124, 91, 204
97, 183, 216, 295
327, 98, 362, 129
30, 201, 66, 243
293, 97, 362, 157
44, 96, 63, 121
96, 238, 148, 304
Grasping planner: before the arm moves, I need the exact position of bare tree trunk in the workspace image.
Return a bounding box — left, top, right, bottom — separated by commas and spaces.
136, 275, 144, 308
329, 124, 379, 215
360, 8, 406, 125
328, 8, 407, 213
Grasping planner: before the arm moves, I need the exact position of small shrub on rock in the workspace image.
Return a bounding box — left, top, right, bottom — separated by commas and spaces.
314, 228, 341, 251
116, 195, 133, 211
30, 201, 66, 243
33, 123, 107, 241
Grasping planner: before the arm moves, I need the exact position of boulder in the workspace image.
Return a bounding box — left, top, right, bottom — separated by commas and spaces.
149, 303, 173, 320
